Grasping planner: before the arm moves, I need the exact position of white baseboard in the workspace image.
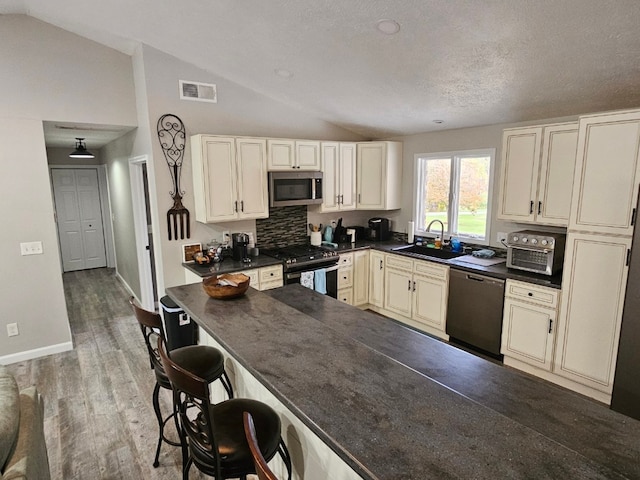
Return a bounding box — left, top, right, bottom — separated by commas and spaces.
0, 341, 74, 365
115, 270, 139, 303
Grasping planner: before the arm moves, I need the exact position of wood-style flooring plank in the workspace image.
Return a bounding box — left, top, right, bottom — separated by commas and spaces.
4, 268, 212, 479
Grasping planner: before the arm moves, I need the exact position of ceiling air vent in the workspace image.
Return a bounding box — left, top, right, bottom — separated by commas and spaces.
179, 80, 217, 103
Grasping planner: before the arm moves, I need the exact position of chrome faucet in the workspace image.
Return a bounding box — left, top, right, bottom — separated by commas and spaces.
426, 219, 444, 247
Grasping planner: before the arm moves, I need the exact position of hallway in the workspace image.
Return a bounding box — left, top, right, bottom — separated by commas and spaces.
6, 268, 208, 479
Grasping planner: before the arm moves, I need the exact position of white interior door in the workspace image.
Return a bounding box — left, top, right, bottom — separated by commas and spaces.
52, 168, 107, 272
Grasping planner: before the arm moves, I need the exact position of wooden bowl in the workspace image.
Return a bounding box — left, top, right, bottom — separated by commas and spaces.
202, 273, 250, 299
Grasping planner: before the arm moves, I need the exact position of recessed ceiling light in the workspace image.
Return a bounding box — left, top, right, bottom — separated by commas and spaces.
275, 68, 293, 78
376, 19, 400, 35
433, 120, 444, 124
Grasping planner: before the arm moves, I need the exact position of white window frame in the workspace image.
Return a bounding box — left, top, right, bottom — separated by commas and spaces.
413, 148, 495, 245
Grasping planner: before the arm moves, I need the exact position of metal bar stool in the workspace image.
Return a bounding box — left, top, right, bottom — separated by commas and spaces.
158, 336, 292, 480
129, 297, 234, 467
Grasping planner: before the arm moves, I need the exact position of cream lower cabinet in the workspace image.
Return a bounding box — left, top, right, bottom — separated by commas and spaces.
337, 250, 370, 306
501, 280, 559, 372
554, 233, 631, 400
383, 254, 449, 339
185, 265, 283, 291
368, 250, 385, 308
337, 252, 354, 305
191, 135, 269, 222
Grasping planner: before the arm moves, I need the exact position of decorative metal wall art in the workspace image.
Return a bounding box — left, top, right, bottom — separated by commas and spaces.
157, 114, 190, 240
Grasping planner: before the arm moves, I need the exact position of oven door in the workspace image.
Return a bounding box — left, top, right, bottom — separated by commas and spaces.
285, 264, 339, 298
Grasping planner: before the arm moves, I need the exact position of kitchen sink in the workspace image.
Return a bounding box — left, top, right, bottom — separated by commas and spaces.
391, 245, 467, 260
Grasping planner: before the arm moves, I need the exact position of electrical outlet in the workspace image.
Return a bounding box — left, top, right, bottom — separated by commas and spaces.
20, 241, 43, 256
7, 323, 19, 337
222, 231, 230, 245
496, 232, 508, 244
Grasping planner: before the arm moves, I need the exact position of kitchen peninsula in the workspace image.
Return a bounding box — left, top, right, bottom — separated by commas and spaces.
166, 283, 640, 480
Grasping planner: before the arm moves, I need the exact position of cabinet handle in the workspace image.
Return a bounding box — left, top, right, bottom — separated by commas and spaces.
528, 292, 533, 297
548, 319, 553, 334
408, 279, 411, 290
241, 200, 244, 212
413, 281, 416, 292
538, 201, 542, 215
632, 207, 637, 226
234, 201, 238, 212
529, 201, 534, 214
358, 193, 361, 203
626, 248, 631, 266
379, 260, 383, 270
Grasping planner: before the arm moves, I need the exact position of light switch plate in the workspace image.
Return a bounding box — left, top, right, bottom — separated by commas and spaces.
20, 241, 43, 255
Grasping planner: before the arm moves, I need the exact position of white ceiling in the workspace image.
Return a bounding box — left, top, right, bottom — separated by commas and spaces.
6, 0, 640, 142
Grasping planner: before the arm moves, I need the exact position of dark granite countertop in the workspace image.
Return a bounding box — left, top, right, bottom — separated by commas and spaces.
166, 283, 640, 480
183, 255, 282, 278
324, 240, 563, 289
183, 240, 561, 288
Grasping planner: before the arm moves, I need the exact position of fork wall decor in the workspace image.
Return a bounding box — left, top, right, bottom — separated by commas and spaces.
157, 114, 190, 240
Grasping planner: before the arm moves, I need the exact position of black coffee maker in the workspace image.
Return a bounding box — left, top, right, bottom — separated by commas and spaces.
231, 233, 250, 262
367, 218, 391, 241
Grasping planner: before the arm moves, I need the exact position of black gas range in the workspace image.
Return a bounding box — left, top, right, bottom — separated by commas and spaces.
261, 244, 339, 273
261, 244, 340, 297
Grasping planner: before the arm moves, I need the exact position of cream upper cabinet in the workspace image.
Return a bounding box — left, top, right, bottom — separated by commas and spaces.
352, 249, 370, 306
316, 142, 356, 212
555, 232, 631, 397
501, 280, 559, 372
356, 141, 402, 210
569, 109, 640, 235
191, 135, 269, 223
369, 250, 385, 308
498, 123, 578, 225
267, 139, 320, 171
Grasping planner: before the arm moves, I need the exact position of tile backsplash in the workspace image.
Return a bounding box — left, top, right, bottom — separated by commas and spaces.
256, 206, 308, 249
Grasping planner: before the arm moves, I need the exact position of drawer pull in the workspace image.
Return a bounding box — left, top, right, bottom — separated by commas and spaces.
528, 292, 533, 297
548, 319, 553, 334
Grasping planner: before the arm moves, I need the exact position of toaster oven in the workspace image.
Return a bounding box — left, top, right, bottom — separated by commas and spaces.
506, 230, 566, 276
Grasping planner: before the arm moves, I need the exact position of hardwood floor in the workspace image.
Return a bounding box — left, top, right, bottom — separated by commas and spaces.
6, 268, 210, 479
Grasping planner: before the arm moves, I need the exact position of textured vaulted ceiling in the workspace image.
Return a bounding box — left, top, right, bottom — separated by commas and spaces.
5, 0, 640, 141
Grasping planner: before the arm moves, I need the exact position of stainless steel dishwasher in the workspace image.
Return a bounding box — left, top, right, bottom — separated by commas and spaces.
446, 269, 505, 356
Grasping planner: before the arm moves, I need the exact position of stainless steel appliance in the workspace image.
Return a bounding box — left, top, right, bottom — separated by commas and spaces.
367, 217, 391, 241
269, 171, 323, 207
446, 269, 505, 356
231, 233, 250, 262
506, 230, 566, 276
261, 244, 339, 298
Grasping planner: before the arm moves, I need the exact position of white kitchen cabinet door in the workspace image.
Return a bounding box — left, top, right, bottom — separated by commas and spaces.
296, 140, 321, 170
497, 127, 542, 222
501, 298, 556, 371
369, 250, 385, 308
569, 109, 640, 235
384, 267, 413, 318
412, 273, 448, 332
319, 142, 340, 212
555, 232, 631, 394
317, 142, 357, 213
236, 138, 269, 219
191, 136, 238, 222
339, 143, 357, 210
353, 250, 370, 306
537, 123, 578, 225
267, 139, 295, 170
356, 141, 402, 210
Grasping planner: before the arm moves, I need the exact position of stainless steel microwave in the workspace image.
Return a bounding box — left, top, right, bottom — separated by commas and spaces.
269, 171, 323, 207
506, 230, 566, 276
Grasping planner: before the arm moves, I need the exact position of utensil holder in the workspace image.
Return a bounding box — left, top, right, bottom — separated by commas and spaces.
310, 231, 322, 246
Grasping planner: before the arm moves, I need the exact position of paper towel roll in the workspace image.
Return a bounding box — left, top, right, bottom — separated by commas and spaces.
408, 221, 415, 244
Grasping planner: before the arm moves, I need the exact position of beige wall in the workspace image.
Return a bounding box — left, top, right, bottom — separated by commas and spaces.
0, 15, 137, 363
136, 44, 365, 293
